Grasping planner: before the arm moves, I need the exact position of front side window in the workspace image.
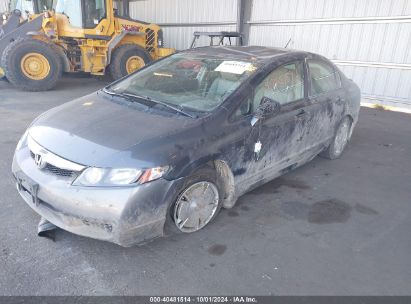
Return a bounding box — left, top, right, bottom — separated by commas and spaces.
109, 55, 259, 113
250, 61, 305, 112
308, 60, 340, 95
55, 0, 106, 28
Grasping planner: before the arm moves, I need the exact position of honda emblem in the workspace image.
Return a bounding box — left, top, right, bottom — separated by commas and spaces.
34, 153, 46, 169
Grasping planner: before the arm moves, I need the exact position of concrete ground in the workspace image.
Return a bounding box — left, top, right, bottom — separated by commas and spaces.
0, 76, 410, 296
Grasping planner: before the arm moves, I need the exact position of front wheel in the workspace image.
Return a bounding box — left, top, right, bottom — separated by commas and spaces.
168, 165, 222, 234
320, 116, 352, 160
1, 38, 62, 91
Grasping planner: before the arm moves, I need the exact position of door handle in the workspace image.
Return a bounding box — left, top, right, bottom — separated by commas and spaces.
295, 109, 307, 119
336, 96, 345, 104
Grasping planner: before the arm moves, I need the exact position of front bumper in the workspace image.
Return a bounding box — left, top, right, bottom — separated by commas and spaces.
12, 146, 183, 247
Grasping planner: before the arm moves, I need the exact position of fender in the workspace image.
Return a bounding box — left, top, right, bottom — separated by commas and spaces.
166, 155, 237, 209
107, 30, 145, 65
167, 153, 221, 180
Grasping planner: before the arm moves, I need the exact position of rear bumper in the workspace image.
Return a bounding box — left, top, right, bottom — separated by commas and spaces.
12, 147, 183, 247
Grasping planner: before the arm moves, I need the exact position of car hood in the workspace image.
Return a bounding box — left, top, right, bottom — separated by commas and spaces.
28, 91, 201, 168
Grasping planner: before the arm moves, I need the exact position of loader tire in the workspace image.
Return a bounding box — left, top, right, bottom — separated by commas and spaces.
1, 38, 62, 91
109, 44, 151, 80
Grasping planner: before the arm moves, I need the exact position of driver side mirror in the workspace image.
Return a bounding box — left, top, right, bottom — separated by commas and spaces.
251, 97, 281, 126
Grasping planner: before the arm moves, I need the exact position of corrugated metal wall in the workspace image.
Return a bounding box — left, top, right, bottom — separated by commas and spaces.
0, 0, 8, 12
129, 0, 411, 108
248, 0, 411, 108
130, 0, 238, 50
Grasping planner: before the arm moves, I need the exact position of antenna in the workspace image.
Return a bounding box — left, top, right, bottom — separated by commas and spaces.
284, 38, 292, 48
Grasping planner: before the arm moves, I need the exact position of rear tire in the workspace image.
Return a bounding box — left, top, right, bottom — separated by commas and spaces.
109, 44, 151, 80
320, 116, 352, 160
1, 38, 62, 91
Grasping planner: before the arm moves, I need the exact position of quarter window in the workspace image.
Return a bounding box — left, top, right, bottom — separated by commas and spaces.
308, 60, 340, 95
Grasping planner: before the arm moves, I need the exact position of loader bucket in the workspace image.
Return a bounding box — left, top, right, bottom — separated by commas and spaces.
0, 10, 22, 39
0, 12, 43, 79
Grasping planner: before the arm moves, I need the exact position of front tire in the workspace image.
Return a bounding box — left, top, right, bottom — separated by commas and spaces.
109, 44, 151, 80
1, 38, 62, 91
320, 116, 352, 159
167, 165, 223, 234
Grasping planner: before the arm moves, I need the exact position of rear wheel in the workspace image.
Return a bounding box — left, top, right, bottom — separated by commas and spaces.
1, 38, 62, 91
320, 116, 352, 159
109, 44, 151, 80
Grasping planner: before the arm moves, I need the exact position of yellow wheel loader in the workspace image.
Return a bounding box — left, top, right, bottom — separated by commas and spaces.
0, 0, 174, 91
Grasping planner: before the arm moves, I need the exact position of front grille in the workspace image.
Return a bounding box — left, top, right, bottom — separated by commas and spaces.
44, 163, 75, 177
30, 151, 76, 178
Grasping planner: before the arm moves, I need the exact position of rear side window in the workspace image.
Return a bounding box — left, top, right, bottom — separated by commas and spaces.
308, 60, 340, 95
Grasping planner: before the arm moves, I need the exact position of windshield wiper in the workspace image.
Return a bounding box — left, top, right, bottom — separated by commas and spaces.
103, 88, 195, 118
122, 92, 196, 118
103, 88, 126, 97
103, 88, 152, 106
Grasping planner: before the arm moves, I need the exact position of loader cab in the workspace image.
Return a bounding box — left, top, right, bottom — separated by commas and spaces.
55, 0, 109, 29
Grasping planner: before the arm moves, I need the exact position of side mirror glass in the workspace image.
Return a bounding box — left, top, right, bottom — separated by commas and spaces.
251, 97, 281, 126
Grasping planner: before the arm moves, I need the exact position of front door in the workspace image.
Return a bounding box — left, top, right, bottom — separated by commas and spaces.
228, 60, 311, 193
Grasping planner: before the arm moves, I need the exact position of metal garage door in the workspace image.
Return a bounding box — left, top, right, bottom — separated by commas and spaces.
130, 0, 238, 50
247, 0, 411, 109
0, 0, 8, 12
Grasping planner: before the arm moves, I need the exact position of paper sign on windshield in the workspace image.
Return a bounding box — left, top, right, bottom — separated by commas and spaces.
215, 61, 254, 75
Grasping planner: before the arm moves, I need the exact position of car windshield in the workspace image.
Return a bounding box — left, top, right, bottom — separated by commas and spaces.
108, 54, 259, 113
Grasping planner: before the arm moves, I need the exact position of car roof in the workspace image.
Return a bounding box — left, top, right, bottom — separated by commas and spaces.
181, 46, 312, 64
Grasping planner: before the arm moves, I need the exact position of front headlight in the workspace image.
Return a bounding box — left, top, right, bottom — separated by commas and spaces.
16, 130, 29, 151
73, 166, 168, 187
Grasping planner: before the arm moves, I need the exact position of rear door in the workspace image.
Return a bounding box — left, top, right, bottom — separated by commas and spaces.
305, 58, 346, 146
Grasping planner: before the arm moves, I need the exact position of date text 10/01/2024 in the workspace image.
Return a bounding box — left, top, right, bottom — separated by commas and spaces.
149, 297, 258, 303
